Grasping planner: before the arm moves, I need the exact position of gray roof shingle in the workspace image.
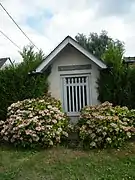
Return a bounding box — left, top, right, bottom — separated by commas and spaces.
0, 58, 10, 68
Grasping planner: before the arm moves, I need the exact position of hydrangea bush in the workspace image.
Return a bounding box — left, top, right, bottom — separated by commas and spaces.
0, 94, 70, 148
77, 102, 135, 149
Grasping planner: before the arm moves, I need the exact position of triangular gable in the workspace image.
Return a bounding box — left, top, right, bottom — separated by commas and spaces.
36, 36, 107, 72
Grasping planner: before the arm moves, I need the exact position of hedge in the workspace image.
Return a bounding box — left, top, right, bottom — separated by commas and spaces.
0, 45, 52, 120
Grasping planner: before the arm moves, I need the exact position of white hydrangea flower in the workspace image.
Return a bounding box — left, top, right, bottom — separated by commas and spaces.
110, 123, 117, 128
39, 100, 45, 103
127, 132, 131, 138
90, 142, 96, 147
91, 133, 96, 139
10, 138, 15, 143
58, 128, 62, 132
96, 137, 102, 142
103, 132, 107, 136
62, 131, 68, 137
48, 105, 52, 109
56, 136, 60, 142
97, 129, 102, 133
29, 113, 33, 118
49, 140, 53, 146
0, 121, 4, 125
46, 125, 52, 129
52, 119, 57, 124
106, 137, 112, 143
35, 126, 42, 131
3, 136, 8, 141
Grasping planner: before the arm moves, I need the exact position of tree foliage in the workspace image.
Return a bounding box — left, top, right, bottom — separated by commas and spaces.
76, 30, 135, 109
0, 46, 49, 120
97, 36, 129, 106
75, 30, 124, 60
101, 41, 124, 69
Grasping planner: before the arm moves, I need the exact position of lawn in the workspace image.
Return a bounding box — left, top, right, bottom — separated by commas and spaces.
1, 143, 135, 180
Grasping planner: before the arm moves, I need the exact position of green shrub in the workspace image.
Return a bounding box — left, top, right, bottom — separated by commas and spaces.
0, 95, 70, 148
0, 46, 49, 120
98, 67, 131, 108
77, 102, 135, 149
0, 66, 49, 120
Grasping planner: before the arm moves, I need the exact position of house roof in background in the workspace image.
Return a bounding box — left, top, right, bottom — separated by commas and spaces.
0, 57, 12, 69
124, 57, 135, 64
35, 36, 107, 72
0, 58, 8, 68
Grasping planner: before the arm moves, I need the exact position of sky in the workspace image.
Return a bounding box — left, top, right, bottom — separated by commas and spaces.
0, 0, 135, 63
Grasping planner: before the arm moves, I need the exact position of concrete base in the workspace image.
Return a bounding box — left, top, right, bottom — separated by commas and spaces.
69, 116, 79, 124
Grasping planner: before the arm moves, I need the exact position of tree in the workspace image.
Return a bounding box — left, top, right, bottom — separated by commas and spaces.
101, 40, 125, 70
75, 30, 132, 107
98, 42, 127, 106
0, 45, 49, 120
97, 35, 129, 107
19, 45, 45, 72
75, 30, 124, 61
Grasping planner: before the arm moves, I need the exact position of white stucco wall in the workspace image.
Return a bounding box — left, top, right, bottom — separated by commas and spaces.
48, 44, 100, 107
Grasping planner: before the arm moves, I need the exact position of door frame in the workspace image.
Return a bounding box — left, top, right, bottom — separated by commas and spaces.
60, 73, 92, 116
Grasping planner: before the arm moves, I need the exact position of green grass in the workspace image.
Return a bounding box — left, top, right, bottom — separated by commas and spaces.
1, 143, 135, 180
